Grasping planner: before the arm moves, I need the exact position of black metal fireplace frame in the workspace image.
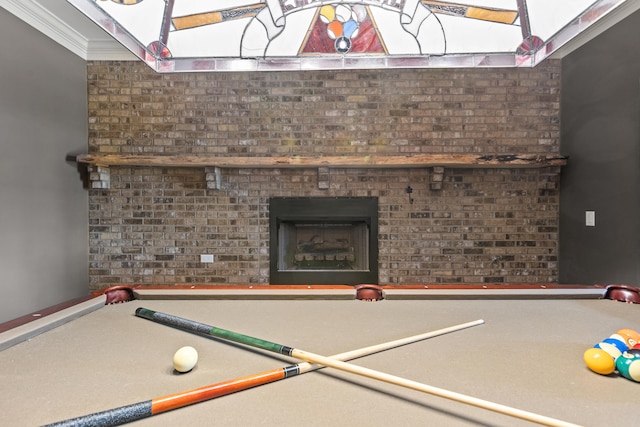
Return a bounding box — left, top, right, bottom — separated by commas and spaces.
269, 197, 378, 285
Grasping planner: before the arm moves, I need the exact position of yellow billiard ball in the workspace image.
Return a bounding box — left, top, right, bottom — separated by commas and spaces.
583, 347, 615, 375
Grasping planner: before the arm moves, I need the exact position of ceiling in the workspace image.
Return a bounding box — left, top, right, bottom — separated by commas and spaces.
2, 0, 639, 72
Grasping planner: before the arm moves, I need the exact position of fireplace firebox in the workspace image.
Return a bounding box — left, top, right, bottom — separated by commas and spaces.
269, 197, 378, 285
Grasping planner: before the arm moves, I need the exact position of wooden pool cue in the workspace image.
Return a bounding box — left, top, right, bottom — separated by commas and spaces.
135, 308, 582, 427
44, 319, 484, 427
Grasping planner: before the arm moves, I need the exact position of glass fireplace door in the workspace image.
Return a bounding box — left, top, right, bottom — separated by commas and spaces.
269, 197, 378, 285
278, 221, 369, 272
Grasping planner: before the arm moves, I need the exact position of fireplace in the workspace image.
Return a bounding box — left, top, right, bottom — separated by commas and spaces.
269, 197, 378, 285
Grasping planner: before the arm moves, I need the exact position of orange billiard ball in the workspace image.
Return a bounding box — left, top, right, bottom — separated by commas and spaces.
615, 329, 640, 348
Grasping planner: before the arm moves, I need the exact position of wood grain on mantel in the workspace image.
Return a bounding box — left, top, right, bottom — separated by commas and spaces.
77, 153, 567, 169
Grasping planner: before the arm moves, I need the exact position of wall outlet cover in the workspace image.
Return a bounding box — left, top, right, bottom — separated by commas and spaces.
200, 254, 214, 263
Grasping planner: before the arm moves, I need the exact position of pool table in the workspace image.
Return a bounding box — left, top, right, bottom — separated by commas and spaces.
1, 284, 639, 427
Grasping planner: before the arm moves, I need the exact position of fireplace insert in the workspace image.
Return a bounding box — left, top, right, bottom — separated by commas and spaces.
269, 197, 378, 285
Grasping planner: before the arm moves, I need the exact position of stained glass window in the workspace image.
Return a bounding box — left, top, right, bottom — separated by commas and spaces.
68, 0, 629, 71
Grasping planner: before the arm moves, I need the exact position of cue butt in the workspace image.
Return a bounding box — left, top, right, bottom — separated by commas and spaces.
135, 307, 293, 356
42, 400, 152, 427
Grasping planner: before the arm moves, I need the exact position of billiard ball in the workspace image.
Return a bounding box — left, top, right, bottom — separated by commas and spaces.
173, 346, 198, 373
327, 21, 343, 39
627, 343, 640, 356
615, 328, 640, 348
594, 338, 626, 360
583, 347, 616, 375
319, 5, 335, 23
616, 351, 640, 382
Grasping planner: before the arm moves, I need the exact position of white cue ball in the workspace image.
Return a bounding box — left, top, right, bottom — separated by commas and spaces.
173, 346, 198, 373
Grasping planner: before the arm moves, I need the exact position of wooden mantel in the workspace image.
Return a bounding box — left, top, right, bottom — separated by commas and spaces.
76, 153, 567, 190
77, 153, 567, 169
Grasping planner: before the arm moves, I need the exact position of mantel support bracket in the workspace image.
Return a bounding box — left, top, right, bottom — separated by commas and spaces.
318, 167, 330, 190
430, 166, 445, 190
205, 167, 223, 190
88, 165, 111, 189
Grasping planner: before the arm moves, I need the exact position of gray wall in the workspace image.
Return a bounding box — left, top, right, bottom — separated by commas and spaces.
560, 10, 640, 285
0, 9, 88, 323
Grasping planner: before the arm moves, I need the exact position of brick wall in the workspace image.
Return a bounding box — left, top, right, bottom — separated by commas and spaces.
87, 60, 561, 290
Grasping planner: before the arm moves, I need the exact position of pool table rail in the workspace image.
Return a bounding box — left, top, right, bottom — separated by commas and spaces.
1, 283, 637, 352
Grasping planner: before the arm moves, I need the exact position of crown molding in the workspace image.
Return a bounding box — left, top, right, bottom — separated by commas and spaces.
85, 39, 137, 61
0, 0, 134, 60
